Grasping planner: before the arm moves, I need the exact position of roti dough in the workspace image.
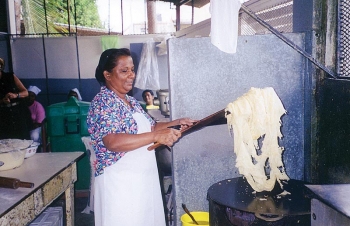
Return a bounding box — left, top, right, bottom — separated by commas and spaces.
225, 87, 289, 192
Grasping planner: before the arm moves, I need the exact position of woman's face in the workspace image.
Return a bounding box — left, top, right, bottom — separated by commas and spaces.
105, 55, 135, 96
143, 92, 154, 105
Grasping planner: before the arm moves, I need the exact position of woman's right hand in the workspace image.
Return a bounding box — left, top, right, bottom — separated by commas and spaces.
2, 97, 10, 104
154, 128, 182, 147
6, 92, 17, 100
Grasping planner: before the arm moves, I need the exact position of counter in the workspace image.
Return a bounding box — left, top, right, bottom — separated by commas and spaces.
306, 184, 350, 225
0, 152, 84, 226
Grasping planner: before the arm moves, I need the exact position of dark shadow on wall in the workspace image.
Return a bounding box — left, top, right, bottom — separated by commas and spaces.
0, 1, 8, 33
318, 78, 350, 184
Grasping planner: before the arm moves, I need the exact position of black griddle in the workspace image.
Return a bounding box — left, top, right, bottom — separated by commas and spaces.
207, 177, 312, 225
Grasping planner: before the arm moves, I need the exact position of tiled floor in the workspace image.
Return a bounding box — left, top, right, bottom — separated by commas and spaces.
49, 195, 94, 226
74, 197, 95, 226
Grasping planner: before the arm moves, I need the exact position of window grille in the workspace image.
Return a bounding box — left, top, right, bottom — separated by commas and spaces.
240, 0, 293, 35
338, 0, 350, 77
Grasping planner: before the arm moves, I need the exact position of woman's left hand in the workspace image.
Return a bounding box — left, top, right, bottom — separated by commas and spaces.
177, 118, 198, 131
154, 117, 198, 133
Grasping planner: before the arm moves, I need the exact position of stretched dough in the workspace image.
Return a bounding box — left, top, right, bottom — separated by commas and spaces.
225, 87, 289, 192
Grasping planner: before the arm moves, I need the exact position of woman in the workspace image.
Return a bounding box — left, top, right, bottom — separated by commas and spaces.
87, 48, 196, 226
0, 58, 31, 139
27, 85, 45, 143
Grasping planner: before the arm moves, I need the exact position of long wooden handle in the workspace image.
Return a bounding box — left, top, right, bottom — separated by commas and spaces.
147, 126, 189, 151
148, 142, 164, 151
182, 203, 199, 225
148, 109, 227, 151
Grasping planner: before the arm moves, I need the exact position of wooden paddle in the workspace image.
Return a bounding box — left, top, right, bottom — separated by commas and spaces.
147, 109, 227, 151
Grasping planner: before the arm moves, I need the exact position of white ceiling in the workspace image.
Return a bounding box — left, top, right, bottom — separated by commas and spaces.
160, 0, 291, 11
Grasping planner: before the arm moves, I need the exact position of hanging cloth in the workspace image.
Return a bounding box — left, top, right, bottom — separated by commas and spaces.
210, 0, 249, 54
101, 35, 119, 51
134, 39, 160, 90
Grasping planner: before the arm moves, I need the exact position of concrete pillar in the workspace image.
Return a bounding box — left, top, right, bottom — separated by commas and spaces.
147, 0, 157, 34
14, 0, 21, 34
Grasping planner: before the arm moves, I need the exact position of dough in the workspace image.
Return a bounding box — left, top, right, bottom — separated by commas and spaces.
225, 87, 289, 192
0, 139, 33, 153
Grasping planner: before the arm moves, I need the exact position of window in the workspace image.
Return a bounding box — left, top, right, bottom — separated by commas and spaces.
12, 0, 212, 37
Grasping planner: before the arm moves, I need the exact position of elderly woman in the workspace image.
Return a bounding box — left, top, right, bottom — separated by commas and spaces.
87, 48, 196, 226
0, 58, 31, 139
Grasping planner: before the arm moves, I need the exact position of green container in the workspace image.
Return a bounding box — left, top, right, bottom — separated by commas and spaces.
47, 97, 91, 190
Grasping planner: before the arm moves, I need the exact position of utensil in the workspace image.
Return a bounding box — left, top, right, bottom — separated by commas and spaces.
182, 203, 199, 225
0, 176, 34, 189
24, 142, 40, 158
148, 108, 228, 151
0, 149, 26, 171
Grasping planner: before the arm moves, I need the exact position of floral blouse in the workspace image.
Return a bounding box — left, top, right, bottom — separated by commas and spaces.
87, 86, 155, 176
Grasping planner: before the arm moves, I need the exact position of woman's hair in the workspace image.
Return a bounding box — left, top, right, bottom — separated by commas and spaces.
95, 48, 131, 84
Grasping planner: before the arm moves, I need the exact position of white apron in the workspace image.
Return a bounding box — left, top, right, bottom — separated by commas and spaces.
94, 112, 166, 226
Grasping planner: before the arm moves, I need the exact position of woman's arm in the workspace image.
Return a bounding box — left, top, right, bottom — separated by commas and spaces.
14, 74, 28, 98
103, 128, 181, 153
5, 74, 28, 100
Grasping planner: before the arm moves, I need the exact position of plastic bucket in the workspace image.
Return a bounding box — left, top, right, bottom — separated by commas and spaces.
181, 212, 209, 226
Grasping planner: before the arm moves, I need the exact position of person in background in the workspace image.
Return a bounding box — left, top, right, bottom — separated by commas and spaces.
27, 85, 45, 143
0, 58, 31, 139
67, 88, 82, 101
142, 89, 159, 110
87, 48, 196, 226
